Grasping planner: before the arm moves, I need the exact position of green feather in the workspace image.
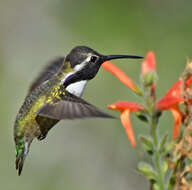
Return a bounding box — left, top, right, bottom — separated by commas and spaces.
15, 138, 30, 176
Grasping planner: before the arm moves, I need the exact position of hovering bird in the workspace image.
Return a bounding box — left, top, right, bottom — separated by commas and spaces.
14, 46, 142, 175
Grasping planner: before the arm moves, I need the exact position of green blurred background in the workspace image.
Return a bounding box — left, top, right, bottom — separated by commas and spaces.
1, 0, 192, 189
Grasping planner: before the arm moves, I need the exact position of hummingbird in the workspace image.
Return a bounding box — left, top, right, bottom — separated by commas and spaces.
14, 46, 142, 175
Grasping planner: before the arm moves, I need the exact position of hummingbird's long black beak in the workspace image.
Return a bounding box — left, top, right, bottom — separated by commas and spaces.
103, 54, 143, 61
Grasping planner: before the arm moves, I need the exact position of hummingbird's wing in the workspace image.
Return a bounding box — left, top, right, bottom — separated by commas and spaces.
36, 91, 114, 120
28, 57, 65, 94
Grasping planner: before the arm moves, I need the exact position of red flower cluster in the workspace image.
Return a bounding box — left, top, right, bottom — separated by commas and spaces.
156, 80, 183, 139
102, 52, 190, 146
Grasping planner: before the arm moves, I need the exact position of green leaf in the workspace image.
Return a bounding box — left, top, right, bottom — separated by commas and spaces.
161, 161, 168, 174
135, 111, 149, 122
137, 162, 157, 181
162, 141, 174, 154
140, 136, 153, 154
153, 110, 162, 123
159, 134, 169, 153
154, 183, 160, 190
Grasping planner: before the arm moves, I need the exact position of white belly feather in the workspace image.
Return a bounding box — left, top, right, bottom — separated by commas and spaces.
66, 80, 88, 97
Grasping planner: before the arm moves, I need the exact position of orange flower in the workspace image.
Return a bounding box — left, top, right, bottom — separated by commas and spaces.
141, 51, 156, 76
156, 80, 183, 139
108, 101, 144, 146
186, 78, 192, 88
102, 61, 142, 95
170, 105, 182, 139
104, 51, 192, 141
156, 80, 182, 110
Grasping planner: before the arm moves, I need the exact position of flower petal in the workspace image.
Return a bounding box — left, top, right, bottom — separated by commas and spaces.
141, 51, 156, 76
108, 101, 144, 112
185, 77, 192, 88
120, 109, 136, 146
102, 61, 141, 94
170, 105, 183, 139
156, 80, 183, 110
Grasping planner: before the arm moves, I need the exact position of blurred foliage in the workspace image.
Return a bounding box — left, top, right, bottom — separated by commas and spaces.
0, 0, 192, 189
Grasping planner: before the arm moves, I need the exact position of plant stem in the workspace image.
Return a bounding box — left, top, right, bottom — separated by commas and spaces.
151, 117, 158, 147
145, 87, 165, 190
151, 115, 165, 190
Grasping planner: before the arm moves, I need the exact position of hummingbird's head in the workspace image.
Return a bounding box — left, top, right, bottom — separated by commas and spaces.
63, 46, 143, 87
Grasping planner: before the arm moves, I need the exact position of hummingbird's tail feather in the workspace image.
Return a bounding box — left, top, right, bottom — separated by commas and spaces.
15, 141, 30, 176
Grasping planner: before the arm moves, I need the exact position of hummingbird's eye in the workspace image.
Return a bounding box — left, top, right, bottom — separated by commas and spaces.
90, 56, 97, 63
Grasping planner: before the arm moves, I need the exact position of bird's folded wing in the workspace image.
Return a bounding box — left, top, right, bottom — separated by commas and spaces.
36, 91, 114, 120
28, 57, 65, 93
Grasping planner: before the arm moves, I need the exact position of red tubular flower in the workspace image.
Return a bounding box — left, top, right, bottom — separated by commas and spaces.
102, 61, 142, 95
185, 77, 192, 88
141, 51, 156, 76
156, 80, 183, 139
104, 51, 192, 142
108, 101, 144, 146
170, 105, 182, 139
156, 80, 182, 110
